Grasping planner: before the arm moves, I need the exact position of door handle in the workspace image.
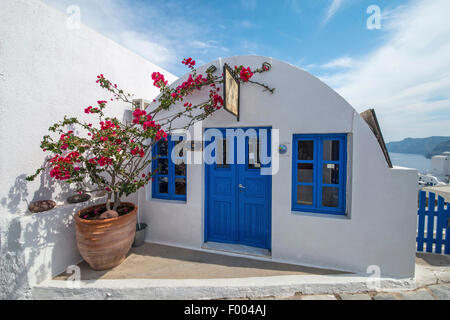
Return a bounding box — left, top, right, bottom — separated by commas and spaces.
239, 184, 246, 189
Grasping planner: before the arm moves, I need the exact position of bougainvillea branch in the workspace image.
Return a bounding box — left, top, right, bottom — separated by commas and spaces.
26, 58, 274, 217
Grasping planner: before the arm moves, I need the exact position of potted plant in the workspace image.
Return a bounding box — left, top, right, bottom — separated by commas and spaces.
26, 58, 274, 270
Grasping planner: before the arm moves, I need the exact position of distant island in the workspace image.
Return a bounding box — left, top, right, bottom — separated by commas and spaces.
387, 136, 450, 159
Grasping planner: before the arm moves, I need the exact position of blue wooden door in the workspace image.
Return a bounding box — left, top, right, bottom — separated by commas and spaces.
205, 127, 271, 250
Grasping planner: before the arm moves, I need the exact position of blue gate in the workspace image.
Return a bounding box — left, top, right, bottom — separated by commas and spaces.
417, 191, 450, 254
204, 127, 272, 250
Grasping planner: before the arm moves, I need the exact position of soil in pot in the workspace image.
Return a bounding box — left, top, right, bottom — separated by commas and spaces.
79, 203, 134, 220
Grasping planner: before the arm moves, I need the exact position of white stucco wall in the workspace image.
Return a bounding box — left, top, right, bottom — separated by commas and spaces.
139, 55, 418, 278
431, 155, 449, 176
0, 0, 176, 299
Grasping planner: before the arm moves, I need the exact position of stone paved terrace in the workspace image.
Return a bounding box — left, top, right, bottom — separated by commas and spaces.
54, 243, 351, 280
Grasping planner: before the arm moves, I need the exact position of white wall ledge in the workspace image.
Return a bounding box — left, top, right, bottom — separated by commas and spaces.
31, 274, 417, 300
146, 198, 188, 205
290, 211, 351, 220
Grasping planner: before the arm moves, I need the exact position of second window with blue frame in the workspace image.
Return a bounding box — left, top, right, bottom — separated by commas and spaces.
152, 135, 187, 201
292, 134, 347, 215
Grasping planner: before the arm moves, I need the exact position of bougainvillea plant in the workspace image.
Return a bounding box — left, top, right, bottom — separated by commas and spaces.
26, 58, 274, 218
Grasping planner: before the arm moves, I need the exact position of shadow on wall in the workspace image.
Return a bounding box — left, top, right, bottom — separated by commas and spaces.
1, 168, 73, 215
0, 164, 82, 298
0, 199, 82, 299
1, 174, 29, 215
0, 219, 29, 299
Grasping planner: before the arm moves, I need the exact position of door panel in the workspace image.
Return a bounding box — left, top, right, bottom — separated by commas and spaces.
205, 127, 271, 250
237, 132, 271, 249
205, 129, 238, 243
209, 200, 234, 241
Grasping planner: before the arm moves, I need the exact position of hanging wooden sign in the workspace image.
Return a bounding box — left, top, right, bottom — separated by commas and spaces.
223, 63, 240, 121
360, 108, 393, 168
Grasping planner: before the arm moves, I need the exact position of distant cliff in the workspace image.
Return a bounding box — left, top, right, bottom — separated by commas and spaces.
425, 139, 450, 159
387, 136, 450, 157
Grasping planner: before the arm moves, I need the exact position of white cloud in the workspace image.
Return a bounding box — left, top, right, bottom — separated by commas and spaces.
324, 0, 344, 24
120, 31, 177, 67
321, 56, 354, 69
189, 40, 218, 49
320, 0, 450, 141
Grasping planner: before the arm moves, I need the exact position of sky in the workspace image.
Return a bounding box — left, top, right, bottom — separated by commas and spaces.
42, 0, 450, 142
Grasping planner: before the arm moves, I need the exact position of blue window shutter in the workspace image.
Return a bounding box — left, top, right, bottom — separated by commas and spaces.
152, 135, 187, 201
292, 134, 347, 215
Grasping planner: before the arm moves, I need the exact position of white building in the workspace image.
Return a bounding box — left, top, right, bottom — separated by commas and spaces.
140, 55, 418, 281
0, 0, 418, 299
431, 152, 450, 177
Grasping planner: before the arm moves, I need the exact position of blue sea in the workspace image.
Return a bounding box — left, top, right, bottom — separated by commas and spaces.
389, 152, 431, 174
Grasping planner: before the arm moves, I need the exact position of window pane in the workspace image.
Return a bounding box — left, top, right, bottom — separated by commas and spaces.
175, 178, 186, 195
297, 163, 314, 183
322, 163, 339, 184
175, 164, 186, 176
158, 140, 168, 156
322, 187, 339, 208
248, 137, 261, 169
157, 159, 168, 175
216, 139, 230, 168
323, 140, 340, 161
297, 185, 313, 206
158, 177, 169, 194
298, 140, 314, 160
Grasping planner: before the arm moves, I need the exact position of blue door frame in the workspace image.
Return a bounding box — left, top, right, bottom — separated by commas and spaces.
204, 127, 272, 250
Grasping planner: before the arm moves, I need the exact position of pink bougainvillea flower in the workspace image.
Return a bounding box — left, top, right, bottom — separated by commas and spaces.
182, 57, 196, 68
151, 72, 168, 88
239, 67, 253, 82
97, 156, 112, 167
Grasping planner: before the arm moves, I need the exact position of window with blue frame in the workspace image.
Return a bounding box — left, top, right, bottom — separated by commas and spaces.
292, 134, 347, 215
152, 135, 187, 201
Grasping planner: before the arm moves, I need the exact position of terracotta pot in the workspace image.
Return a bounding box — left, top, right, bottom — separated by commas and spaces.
74, 202, 137, 270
